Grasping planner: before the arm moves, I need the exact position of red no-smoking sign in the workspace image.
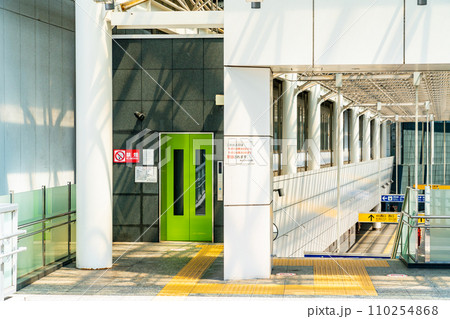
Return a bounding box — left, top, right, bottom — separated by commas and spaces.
113, 149, 140, 163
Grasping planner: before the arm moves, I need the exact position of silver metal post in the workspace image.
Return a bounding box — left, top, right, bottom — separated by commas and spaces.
396, 120, 399, 194
415, 86, 419, 189
337, 88, 342, 253
426, 111, 429, 186
431, 118, 434, 186
444, 123, 447, 183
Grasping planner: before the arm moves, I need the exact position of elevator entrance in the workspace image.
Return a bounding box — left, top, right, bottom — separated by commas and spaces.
160, 133, 214, 242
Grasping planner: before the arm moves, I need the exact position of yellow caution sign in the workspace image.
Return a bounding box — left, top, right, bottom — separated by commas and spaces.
359, 213, 400, 223
418, 213, 425, 224
414, 184, 450, 190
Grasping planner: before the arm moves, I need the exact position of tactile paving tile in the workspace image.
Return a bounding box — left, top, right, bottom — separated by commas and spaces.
158, 245, 223, 296
159, 248, 382, 297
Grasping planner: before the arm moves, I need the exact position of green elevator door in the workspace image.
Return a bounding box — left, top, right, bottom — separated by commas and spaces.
160, 133, 213, 242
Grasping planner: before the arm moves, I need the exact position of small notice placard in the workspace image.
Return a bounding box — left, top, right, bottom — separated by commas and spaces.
135, 166, 157, 183
114, 149, 140, 163
226, 139, 254, 165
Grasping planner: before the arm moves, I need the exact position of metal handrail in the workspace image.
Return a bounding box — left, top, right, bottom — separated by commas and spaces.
402, 212, 450, 220
19, 219, 76, 239
18, 210, 76, 229
401, 220, 450, 229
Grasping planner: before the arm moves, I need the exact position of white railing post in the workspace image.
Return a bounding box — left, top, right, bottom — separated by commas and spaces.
0, 204, 27, 301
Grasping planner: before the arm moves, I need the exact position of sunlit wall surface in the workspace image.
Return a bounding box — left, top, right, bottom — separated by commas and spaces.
0, 1, 76, 195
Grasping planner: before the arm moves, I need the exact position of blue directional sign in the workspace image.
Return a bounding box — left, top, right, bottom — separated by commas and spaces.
381, 194, 425, 203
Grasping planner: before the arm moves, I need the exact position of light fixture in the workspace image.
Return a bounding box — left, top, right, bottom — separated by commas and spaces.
417, 0, 427, 5
246, 0, 263, 9
93, 0, 115, 10
134, 111, 145, 121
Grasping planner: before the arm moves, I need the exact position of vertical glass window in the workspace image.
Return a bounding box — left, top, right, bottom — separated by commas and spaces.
174, 150, 184, 216
195, 149, 206, 216
273, 79, 283, 174
320, 102, 332, 151
297, 92, 307, 151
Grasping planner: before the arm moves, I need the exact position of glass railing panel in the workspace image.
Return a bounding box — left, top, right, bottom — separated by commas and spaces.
70, 220, 76, 254
46, 185, 69, 217
17, 223, 44, 277
44, 216, 70, 264
71, 184, 76, 211
430, 189, 450, 262
14, 189, 43, 225
0, 194, 10, 204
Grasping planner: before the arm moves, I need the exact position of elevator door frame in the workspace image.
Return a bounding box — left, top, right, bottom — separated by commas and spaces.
159, 132, 214, 242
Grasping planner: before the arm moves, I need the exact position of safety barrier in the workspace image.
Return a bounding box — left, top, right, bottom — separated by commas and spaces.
0, 204, 26, 301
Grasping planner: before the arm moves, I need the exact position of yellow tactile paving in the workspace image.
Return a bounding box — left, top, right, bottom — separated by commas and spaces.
159, 246, 386, 297
157, 245, 223, 296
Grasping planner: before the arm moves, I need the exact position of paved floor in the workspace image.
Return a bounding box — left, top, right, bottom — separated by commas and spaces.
348, 223, 398, 255
9, 241, 450, 300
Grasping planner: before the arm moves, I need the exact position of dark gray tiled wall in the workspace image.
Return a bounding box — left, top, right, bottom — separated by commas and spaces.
113, 38, 224, 242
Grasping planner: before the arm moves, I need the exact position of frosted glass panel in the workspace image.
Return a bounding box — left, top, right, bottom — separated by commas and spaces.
14, 190, 43, 224
430, 190, 450, 262
17, 224, 44, 277
0, 195, 10, 204
45, 217, 69, 264
46, 185, 68, 217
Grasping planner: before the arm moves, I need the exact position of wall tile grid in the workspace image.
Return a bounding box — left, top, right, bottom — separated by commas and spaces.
112, 38, 224, 242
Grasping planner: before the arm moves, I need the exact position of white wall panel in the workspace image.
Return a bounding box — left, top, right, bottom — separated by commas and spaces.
36, 0, 49, 24
0, 3, 75, 195
0, 8, 4, 194
224, 67, 272, 136
224, 136, 272, 206
224, 0, 312, 67
224, 205, 272, 279
314, 0, 403, 66
35, 21, 50, 188
20, 15, 36, 190
4, 11, 22, 192
405, 0, 450, 64
273, 157, 394, 257
49, 25, 63, 187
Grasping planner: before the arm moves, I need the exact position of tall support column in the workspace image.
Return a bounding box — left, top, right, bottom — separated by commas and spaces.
332, 101, 344, 166
396, 118, 400, 194
372, 117, 381, 160
362, 114, 371, 161
224, 67, 272, 280
76, 1, 113, 269
282, 74, 297, 175
431, 117, 434, 186
381, 121, 387, 158
307, 85, 321, 170
414, 72, 421, 189
350, 109, 360, 163
373, 117, 381, 230
335, 75, 343, 252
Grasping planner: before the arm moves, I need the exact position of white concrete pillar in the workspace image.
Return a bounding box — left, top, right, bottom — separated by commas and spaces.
372, 117, 381, 160
350, 109, 360, 164
381, 121, 387, 158
76, 1, 113, 269
362, 114, 371, 162
307, 85, 321, 170
332, 102, 344, 166
224, 67, 273, 280
281, 74, 297, 175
